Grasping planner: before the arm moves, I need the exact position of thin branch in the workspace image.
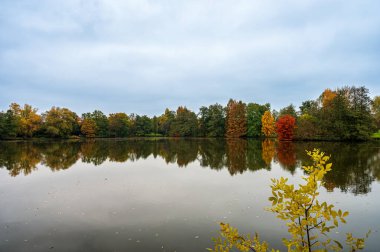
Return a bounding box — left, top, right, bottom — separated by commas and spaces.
249, 247, 257, 252
298, 216, 305, 247
309, 220, 323, 231
305, 209, 311, 252
311, 240, 318, 247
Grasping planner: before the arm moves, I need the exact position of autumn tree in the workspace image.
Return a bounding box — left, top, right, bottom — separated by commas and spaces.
247, 103, 270, 138
20, 104, 42, 137
226, 99, 247, 138
261, 110, 276, 138
198, 103, 226, 137
82, 110, 109, 137
276, 115, 296, 141
81, 119, 96, 137
158, 108, 175, 136
321, 88, 337, 108
43, 107, 79, 138
9, 103, 42, 137
108, 113, 130, 137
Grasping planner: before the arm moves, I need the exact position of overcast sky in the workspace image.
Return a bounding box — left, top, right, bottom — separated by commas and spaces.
1, 0, 379, 116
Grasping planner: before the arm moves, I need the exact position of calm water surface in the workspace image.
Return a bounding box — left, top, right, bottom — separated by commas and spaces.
0, 139, 379, 251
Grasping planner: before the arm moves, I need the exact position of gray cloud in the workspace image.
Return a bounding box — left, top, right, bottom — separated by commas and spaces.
1, 0, 379, 116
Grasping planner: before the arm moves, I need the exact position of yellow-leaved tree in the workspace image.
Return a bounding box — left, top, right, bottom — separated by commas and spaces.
10, 103, 42, 137
261, 111, 275, 138
209, 149, 370, 252
321, 89, 337, 108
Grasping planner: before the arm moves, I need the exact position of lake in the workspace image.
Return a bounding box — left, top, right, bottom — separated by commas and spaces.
0, 139, 379, 251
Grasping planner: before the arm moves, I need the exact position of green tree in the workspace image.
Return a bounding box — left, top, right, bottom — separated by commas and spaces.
345, 86, 375, 139
0, 109, 19, 139
108, 113, 130, 137
319, 86, 375, 140
170, 106, 198, 137
158, 108, 175, 136
198, 103, 226, 137
295, 114, 319, 140
43, 107, 79, 138
299, 100, 319, 116
133, 115, 153, 136
247, 103, 270, 138
279, 104, 298, 118
152, 116, 159, 135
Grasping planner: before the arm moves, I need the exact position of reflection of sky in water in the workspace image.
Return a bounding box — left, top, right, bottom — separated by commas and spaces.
0, 140, 379, 251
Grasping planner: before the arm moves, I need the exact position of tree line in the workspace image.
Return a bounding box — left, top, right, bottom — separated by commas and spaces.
1, 85, 379, 140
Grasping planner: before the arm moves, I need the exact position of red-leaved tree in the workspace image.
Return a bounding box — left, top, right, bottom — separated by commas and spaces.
276, 115, 296, 141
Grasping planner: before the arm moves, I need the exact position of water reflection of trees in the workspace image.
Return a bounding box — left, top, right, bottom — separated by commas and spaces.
295, 142, 379, 195
0, 140, 379, 195
198, 139, 227, 170
262, 139, 275, 167
0, 142, 41, 176
40, 142, 81, 171
80, 140, 108, 165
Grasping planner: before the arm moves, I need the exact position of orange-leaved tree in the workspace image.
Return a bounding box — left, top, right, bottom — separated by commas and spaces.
321, 88, 337, 108
81, 118, 97, 137
261, 110, 275, 137
276, 115, 296, 141
226, 99, 247, 138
